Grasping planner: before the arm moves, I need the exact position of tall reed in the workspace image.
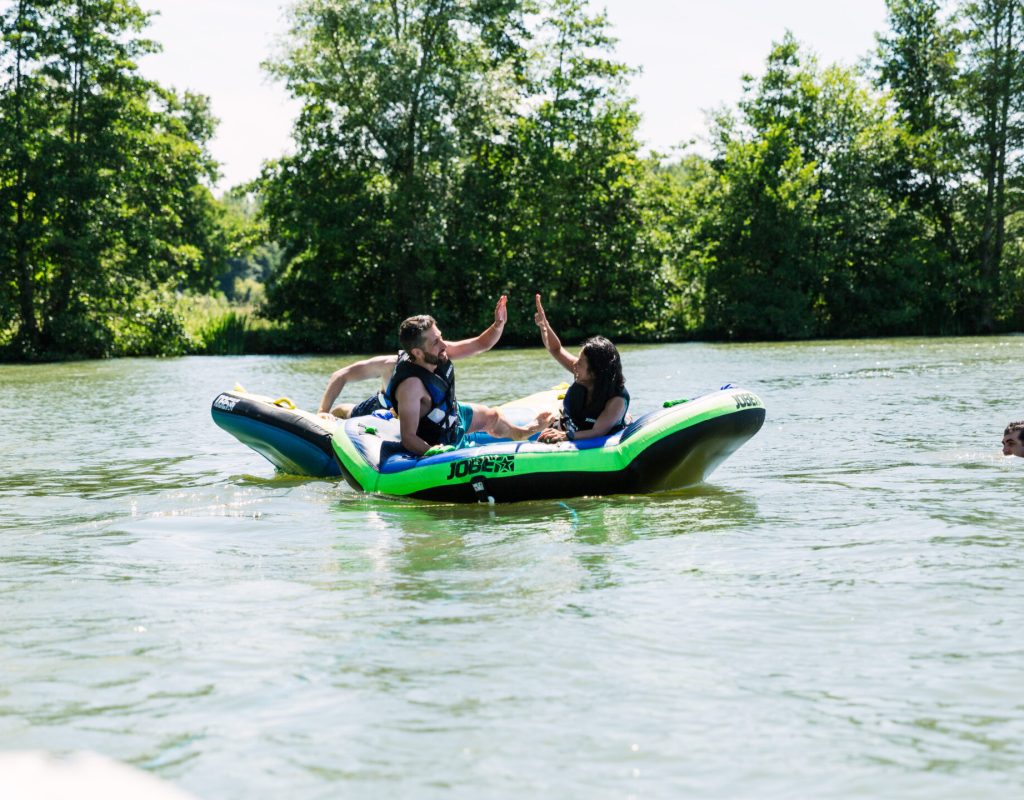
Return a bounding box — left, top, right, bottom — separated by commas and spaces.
200, 312, 249, 355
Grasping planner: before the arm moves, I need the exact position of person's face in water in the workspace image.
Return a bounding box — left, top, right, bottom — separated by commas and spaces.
415, 324, 448, 367
1002, 430, 1024, 457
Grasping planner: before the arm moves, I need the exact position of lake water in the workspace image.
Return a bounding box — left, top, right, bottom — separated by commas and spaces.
2, 338, 1022, 799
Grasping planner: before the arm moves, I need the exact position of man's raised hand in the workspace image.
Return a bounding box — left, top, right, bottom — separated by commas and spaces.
494, 295, 508, 327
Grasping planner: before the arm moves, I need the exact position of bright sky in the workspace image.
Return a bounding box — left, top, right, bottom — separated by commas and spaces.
133, 0, 889, 190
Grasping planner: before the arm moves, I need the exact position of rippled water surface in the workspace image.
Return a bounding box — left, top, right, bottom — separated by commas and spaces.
2, 339, 1023, 799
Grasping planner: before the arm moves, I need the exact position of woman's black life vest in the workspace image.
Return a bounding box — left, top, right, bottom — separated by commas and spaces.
384, 352, 460, 446
562, 382, 630, 435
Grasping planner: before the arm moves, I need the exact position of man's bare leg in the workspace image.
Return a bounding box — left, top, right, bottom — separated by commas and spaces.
330, 403, 354, 419
466, 404, 554, 441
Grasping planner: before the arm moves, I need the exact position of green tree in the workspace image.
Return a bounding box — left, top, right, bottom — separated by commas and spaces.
692, 34, 935, 339
215, 189, 282, 301
695, 37, 825, 339
0, 0, 59, 350
494, 0, 666, 342
810, 64, 940, 336
645, 154, 719, 336
958, 0, 1024, 329
260, 0, 532, 350
701, 128, 822, 339
876, 0, 965, 313
875, 0, 968, 331
0, 0, 226, 358
261, 0, 670, 350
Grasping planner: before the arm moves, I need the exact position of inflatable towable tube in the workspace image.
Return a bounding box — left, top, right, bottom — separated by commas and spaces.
211, 385, 765, 503
211, 389, 343, 478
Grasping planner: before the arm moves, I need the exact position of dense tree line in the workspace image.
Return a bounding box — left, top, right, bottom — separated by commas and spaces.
257, 0, 665, 350
1, 0, 1022, 359
260, 0, 1023, 348
677, 0, 1024, 339
0, 0, 240, 358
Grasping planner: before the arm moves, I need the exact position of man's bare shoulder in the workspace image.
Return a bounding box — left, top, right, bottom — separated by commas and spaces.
358, 353, 397, 367
366, 354, 398, 372
338, 353, 397, 376
394, 372, 427, 401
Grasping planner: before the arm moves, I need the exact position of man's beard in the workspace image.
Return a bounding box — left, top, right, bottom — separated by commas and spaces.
421, 351, 448, 367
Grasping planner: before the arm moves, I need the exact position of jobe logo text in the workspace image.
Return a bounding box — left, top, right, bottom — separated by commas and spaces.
733, 393, 760, 409
446, 455, 515, 480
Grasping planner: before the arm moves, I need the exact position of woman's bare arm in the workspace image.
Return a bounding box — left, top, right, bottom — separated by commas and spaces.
534, 294, 576, 372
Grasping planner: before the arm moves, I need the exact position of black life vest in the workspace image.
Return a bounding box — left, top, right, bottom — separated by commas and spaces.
563, 382, 630, 434
384, 352, 460, 446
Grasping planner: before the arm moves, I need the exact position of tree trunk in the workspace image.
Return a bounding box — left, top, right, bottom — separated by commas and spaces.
43, 2, 89, 343
972, 0, 1019, 333
11, 0, 39, 353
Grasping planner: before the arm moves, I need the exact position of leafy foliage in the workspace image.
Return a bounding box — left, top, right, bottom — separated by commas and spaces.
0, 0, 230, 359
666, 1, 1024, 340
3, 0, 1023, 360
258, 0, 670, 350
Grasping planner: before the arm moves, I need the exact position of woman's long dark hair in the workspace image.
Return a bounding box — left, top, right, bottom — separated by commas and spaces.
581, 336, 625, 410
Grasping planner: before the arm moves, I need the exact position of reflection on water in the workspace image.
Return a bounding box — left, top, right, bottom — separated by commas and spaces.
324, 487, 763, 607
5, 457, 214, 501
3, 340, 1024, 800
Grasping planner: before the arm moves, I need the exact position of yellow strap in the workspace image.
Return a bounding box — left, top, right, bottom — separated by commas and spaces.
272, 397, 297, 410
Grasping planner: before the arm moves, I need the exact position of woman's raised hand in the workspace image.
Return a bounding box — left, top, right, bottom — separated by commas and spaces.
533, 294, 574, 372
534, 294, 552, 348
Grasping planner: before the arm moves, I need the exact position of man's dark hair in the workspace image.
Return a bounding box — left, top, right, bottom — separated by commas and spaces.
399, 315, 436, 353
1005, 421, 1024, 439
580, 335, 625, 411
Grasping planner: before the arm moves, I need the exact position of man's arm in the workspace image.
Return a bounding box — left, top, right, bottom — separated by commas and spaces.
444, 295, 507, 360
318, 354, 397, 414
394, 378, 432, 455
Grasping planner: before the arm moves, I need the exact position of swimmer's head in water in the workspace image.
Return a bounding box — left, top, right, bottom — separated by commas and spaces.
1003, 421, 1024, 457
